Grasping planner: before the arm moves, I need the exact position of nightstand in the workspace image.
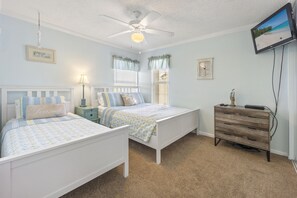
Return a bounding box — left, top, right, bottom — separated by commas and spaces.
75, 106, 99, 123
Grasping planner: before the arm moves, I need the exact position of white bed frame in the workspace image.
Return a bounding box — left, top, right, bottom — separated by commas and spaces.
91, 85, 199, 164
0, 87, 129, 198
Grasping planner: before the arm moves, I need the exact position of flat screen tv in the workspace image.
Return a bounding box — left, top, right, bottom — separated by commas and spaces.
251, 3, 296, 54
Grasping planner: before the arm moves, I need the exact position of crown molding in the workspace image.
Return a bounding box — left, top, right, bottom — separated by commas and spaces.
1, 8, 258, 55
0, 9, 139, 54
142, 23, 257, 53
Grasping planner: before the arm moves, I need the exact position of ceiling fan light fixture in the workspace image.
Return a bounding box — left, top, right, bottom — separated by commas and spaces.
131, 32, 144, 43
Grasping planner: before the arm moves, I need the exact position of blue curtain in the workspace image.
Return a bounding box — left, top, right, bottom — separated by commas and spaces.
112, 55, 140, 71
148, 54, 171, 70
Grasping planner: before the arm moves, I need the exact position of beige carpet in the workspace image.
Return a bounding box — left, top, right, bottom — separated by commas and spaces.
62, 134, 297, 198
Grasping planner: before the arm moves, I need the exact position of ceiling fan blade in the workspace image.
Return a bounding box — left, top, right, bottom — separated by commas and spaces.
140, 11, 161, 26
144, 28, 174, 37
99, 15, 130, 27
108, 30, 132, 38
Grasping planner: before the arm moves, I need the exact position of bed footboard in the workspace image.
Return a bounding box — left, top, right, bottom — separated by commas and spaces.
155, 109, 199, 164
0, 126, 129, 198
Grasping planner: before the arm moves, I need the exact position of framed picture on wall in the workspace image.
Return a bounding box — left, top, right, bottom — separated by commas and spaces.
197, 58, 213, 80
26, 45, 56, 64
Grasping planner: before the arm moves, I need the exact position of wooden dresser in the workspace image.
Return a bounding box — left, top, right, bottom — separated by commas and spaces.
214, 105, 271, 161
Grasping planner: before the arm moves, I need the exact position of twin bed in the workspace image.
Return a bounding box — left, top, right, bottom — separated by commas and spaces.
0, 87, 129, 198
0, 86, 199, 197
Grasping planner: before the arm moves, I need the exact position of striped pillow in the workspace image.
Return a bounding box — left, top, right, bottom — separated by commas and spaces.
100, 92, 124, 107
20, 96, 65, 119
129, 93, 145, 104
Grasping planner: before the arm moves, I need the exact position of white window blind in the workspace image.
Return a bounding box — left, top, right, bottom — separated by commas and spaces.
114, 69, 138, 86
152, 69, 169, 105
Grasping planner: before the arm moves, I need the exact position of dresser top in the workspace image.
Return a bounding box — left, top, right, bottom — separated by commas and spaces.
215, 104, 270, 113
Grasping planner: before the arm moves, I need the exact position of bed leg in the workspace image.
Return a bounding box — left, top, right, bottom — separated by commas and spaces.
156, 149, 161, 164
123, 160, 129, 178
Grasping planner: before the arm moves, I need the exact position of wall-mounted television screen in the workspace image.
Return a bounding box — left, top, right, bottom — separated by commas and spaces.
251, 3, 296, 54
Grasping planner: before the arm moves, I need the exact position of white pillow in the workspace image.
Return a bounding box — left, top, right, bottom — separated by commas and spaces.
15, 99, 22, 119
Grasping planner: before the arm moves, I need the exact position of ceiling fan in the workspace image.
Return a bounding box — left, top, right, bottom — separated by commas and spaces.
99, 10, 174, 43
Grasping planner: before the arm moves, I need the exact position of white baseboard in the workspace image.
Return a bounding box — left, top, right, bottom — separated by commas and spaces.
197, 131, 214, 138
293, 161, 297, 174
270, 149, 288, 157
198, 131, 288, 157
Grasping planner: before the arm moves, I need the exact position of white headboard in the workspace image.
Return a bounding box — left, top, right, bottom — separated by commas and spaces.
90, 85, 139, 107
1, 86, 74, 127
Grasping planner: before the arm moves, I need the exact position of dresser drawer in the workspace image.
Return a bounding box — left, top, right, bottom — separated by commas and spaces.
216, 121, 269, 142
215, 131, 269, 150
84, 109, 98, 120
215, 112, 269, 130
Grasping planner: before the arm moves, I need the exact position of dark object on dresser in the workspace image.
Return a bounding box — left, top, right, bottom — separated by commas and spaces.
214, 105, 271, 161
244, 104, 265, 110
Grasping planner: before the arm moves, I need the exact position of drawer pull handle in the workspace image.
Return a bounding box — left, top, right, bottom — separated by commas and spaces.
90, 114, 93, 117
224, 123, 232, 125
247, 116, 256, 118
248, 127, 257, 130
248, 137, 257, 141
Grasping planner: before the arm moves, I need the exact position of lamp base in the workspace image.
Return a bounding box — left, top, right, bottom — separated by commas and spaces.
80, 99, 87, 107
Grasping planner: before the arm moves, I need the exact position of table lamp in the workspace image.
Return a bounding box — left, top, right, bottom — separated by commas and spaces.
79, 74, 88, 107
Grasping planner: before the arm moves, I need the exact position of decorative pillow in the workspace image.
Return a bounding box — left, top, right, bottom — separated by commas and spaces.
26, 104, 66, 120
129, 93, 145, 104
15, 99, 22, 119
100, 92, 124, 107
20, 96, 65, 119
97, 92, 105, 106
121, 94, 137, 106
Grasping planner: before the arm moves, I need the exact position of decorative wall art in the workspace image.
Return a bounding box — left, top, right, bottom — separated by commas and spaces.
26, 45, 56, 64
197, 58, 214, 80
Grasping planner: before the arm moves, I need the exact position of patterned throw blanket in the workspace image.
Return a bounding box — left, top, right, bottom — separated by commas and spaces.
1, 113, 81, 144
100, 107, 157, 142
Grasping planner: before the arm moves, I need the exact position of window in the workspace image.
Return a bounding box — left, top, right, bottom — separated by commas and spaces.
112, 55, 140, 86
152, 69, 169, 105
114, 69, 138, 86
148, 54, 171, 105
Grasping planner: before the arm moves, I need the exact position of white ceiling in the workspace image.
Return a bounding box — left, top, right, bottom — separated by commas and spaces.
0, 0, 289, 52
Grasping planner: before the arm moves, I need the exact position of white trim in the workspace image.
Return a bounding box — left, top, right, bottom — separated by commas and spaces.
287, 44, 297, 160
198, 131, 288, 157
198, 130, 214, 138
0, 10, 138, 54
271, 149, 288, 157
143, 23, 257, 53
292, 160, 297, 174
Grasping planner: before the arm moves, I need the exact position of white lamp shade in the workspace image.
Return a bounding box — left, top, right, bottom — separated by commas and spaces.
131, 32, 144, 43
79, 74, 89, 85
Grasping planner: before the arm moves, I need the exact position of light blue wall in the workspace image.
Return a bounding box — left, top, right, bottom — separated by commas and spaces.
0, 14, 138, 105
140, 30, 293, 154
0, 14, 293, 155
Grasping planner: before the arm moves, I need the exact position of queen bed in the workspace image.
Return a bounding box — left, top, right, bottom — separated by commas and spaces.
91, 86, 200, 164
0, 87, 129, 198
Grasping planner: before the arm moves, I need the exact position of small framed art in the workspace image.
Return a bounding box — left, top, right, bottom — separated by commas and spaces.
26, 45, 56, 64
197, 58, 213, 80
